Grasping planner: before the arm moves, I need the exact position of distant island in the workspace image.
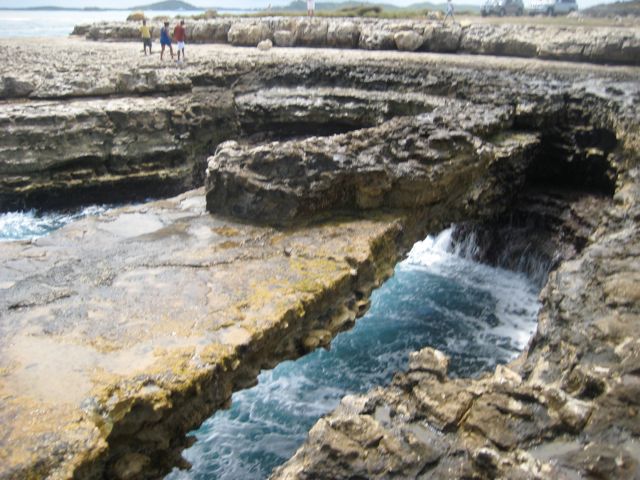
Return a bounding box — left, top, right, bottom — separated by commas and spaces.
1, 5, 110, 10
131, 0, 199, 10
583, 0, 640, 16
0, 0, 201, 12
270, 0, 481, 14
0, 0, 480, 13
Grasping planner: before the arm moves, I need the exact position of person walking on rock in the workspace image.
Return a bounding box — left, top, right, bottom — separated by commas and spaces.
307, 0, 315, 17
173, 20, 186, 62
160, 21, 173, 60
140, 19, 152, 55
443, 0, 455, 24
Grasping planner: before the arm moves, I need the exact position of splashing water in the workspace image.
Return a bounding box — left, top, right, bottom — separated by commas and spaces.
0, 206, 110, 242
167, 227, 541, 480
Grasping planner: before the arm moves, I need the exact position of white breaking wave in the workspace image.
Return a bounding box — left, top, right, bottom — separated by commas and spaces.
404, 227, 539, 354
0, 205, 109, 242
167, 227, 541, 480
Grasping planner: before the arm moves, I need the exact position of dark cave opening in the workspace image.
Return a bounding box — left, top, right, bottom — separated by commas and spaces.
452, 121, 618, 286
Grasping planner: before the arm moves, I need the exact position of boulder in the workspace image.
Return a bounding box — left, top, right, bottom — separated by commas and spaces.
327, 20, 360, 48
423, 23, 463, 52
71, 24, 91, 36
394, 30, 424, 51
408, 347, 449, 380
0, 76, 34, 99
189, 19, 232, 43
359, 25, 396, 50
273, 29, 294, 47
257, 39, 273, 51
294, 20, 329, 47
227, 21, 271, 46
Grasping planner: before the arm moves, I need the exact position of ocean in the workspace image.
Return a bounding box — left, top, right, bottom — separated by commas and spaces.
0, 9, 253, 38
1, 207, 540, 479
166, 228, 540, 479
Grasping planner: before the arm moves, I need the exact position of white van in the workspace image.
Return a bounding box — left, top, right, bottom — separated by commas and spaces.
528, 0, 577, 15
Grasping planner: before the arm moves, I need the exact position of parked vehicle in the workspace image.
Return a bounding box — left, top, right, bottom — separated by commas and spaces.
528, 0, 578, 16
481, 0, 525, 16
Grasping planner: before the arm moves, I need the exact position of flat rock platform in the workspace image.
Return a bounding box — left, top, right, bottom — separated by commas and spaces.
0, 189, 408, 479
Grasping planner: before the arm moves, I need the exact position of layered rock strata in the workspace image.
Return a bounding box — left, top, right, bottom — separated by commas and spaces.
75, 17, 640, 65
272, 170, 640, 478
0, 89, 235, 210
0, 36, 639, 480
205, 101, 538, 224
3, 38, 637, 212
266, 78, 640, 480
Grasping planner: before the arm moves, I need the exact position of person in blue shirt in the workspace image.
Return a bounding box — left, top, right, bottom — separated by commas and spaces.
160, 21, 174, 60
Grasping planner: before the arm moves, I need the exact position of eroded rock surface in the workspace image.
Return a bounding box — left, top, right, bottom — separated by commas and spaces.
268, 82, 640, 480
0, 89, 235, 210
205, 102, 538, 224
0, 35, 639, 480
272, 177, 640, 477
0, 190, 413, 480
4, 38, 636, 212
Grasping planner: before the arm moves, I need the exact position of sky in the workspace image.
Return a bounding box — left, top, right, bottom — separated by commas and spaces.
0, 0, 619, 10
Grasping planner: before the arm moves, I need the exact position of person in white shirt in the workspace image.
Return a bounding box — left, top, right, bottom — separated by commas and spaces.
444, 0, 455, 23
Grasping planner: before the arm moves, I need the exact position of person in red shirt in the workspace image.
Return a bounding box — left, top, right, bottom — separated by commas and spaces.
173, 20, 187, 62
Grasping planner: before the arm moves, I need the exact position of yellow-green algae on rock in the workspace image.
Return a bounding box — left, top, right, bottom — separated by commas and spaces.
0, 189, 412, 479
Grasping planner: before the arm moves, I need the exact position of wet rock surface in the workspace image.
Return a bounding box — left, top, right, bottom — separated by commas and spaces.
0, 190, 413, 480
0, 34, 639, 480
268, 69, 640, 480
273, 182, 640, 478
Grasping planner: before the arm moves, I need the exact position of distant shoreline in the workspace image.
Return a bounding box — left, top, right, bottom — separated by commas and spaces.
0, 7, 255, 12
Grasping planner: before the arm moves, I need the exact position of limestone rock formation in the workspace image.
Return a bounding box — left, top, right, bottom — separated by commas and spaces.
393, 30, 424, 51
0, 189, 414, 480
294, 20, 329, 47
205, 102, 538, 224
235, 88, 448, 139
76, 17, 640, 65
258, 39, 273, 50
0, 88, 236, 210
0, 31, 639, 480
274, 30, 294, 47
228, 21, 272, 46
327, 21, 360, 48
272, 171, 640, 478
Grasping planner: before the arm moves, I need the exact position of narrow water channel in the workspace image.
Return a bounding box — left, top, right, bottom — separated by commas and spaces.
168, 228, 541, 480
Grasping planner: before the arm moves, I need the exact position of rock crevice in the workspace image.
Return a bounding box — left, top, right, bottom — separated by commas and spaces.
0, 38, 638, 480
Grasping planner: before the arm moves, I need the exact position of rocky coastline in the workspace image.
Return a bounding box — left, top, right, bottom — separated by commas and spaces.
72, 17, 640, 65
0, 22, 639, 480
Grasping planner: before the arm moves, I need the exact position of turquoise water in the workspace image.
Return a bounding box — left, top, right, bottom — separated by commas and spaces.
0, 206, 109, 241
167, 228, 540, 480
